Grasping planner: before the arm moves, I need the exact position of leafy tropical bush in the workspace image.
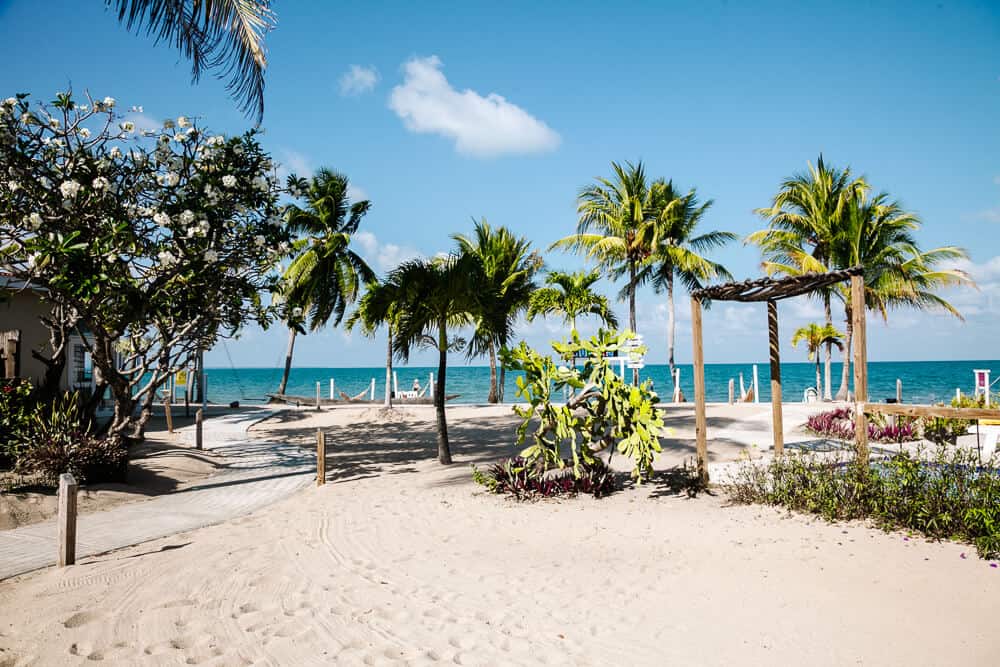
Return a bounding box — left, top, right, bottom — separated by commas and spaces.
726, 446, 1000, 558
475, 330, 663, 498
0, 378, 36, 466
473, 456, 616, 499
14, 393, 126, 485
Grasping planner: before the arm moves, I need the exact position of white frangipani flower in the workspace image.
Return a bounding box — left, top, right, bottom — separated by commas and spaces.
254, 235, 266, 247
109, 146, 122, 159
102, 97, 115, 109
3, 97, 16, 107
222, 175, 237, 188
173, 132, 187, 143
78, 127, 91, 139
203, 249, 219, 263
92, 176, 110, 190
48, 117, 59, 128
177, 116, 190, 128
292, 306, 303, 318
179, 209, 195, 225
59, 180, 81, 198
153, 211, 171, 227
7, 180, 20, 192
157, 250, 177, 267
120, 121, 135, 133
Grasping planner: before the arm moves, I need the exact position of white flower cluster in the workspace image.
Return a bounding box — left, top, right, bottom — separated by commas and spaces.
222, 175, 237, 188
24, 212, 42, 230
203, 249, 219, 263
92, 176, 109, 191
93, 97, 115, 112
157, 249, 178, 267
157, 172, 180, 187
153, 211, 171, 227
186, 219, 211, 238
120, 121, 135, 133
251, 176, 270, 192
59, 180, 81, 198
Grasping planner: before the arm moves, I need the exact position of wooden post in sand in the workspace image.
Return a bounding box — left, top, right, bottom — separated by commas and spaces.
690, 296, 709, 487
330, 378, 335, 400
896, 379, 902, 404
195, 408, 204, 450
315, 382, 321, 411
57, 473, 78, 566
852, 275, 869, 463
316, 429, 326, 486
728, 378, 735, 405
767, 300, 784, 456
164, 389, 173, 434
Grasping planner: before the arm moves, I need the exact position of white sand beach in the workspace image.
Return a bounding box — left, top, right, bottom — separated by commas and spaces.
0, 404, 997, 666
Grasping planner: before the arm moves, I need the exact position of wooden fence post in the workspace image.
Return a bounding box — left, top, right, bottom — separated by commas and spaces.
195, 408, 203, 450
315, 381, 321, 411
896, 379, 902, 404
316, 429, 326, 486
691, 296, 709, 487
57, 473, 78, 566
728, 378, 735, 405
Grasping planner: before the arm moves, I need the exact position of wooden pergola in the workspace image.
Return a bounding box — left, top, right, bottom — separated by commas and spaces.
688, 267, 865, 486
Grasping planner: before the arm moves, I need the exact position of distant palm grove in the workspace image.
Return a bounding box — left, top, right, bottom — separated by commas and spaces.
277, 156, 972, 462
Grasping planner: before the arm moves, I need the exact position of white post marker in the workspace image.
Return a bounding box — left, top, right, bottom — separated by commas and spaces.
315, 381, 321, 410
330, 378, 335, 400
429, 373, 434, 400
393, 371, 399, 395
673, 368, 681, 403
752, 365, 760, 403
370, 378, 376, 401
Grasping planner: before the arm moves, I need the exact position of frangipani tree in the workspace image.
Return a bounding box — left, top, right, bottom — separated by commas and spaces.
0, 91, 292, 441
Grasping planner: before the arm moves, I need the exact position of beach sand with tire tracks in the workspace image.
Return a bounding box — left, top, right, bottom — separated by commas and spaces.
0, 403, 997, 666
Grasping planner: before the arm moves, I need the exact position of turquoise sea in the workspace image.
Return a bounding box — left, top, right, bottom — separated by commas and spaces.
199, 360, 1000, 406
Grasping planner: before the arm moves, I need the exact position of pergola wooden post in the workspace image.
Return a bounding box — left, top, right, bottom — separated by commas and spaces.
767, 300, 783, 456
689, 267, 864, 483
851, 274, 869, 463
691, 296, 709, 486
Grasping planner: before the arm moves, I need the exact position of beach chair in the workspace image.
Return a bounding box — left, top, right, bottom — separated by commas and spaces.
972, 420, 1000, 462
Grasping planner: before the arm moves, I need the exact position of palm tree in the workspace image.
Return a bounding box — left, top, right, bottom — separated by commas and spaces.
791, 323, 843, 396
346, 278, 401, 408
109, 1, 275, 122
637, 180, 736, 379
526, 269, 618, 332
275, 169, 375, 396
825, 188, 971, 399
387, 254, 481, 464
551, 160, 653, 383
748, 155, 865, 400
453, 219, 540, 403
750, 159, 972, 401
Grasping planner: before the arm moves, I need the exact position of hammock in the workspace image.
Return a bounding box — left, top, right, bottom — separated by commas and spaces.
339, 387, 370, 402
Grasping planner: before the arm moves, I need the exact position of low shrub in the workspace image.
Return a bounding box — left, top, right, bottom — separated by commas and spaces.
806, 407, 919, 444
14, 393, 126, 485
473, 456, 616, 499
726, 446, 1000, 559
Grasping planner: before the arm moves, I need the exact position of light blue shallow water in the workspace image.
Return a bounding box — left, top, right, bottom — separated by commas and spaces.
198, 360, 1000, 406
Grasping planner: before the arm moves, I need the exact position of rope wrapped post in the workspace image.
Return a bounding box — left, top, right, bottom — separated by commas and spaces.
316, 429, 326, 485
691, 296, 709, 487
767, 300, 784, 456
57, 473, 78, 566
852, 275, 869, 463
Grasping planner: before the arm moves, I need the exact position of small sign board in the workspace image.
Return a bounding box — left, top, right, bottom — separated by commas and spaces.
176, 370, 188, 386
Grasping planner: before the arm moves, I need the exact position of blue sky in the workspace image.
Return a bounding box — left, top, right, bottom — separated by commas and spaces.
1, 0, 999, 367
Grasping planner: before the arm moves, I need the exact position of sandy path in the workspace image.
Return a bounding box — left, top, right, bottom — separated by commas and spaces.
0, 404, 997, 666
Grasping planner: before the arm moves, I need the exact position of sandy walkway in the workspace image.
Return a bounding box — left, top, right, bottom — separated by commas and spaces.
0, 404, 997, 666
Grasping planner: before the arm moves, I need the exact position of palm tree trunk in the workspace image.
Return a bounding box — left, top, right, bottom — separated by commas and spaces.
667, 273, 676, 380
276, 327, 296, 396
487, 342, 498, 403
836, 304, 853, 401
629, 260, 638, 385
435, 318, 452, 464
384, 327, 393, 408
823, 293, 833, 401
498, 365, 506, 403
815, 355, 822, 396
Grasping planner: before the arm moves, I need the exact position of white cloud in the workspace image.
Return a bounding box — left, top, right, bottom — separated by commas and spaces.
339, 65, 380, 96
353, 231, 422, 273
275, 149, 312, 183
388, 55, 560, 157
124, 112, 160, 134
977, 207, 1000, 223
346, 183, 367, 202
